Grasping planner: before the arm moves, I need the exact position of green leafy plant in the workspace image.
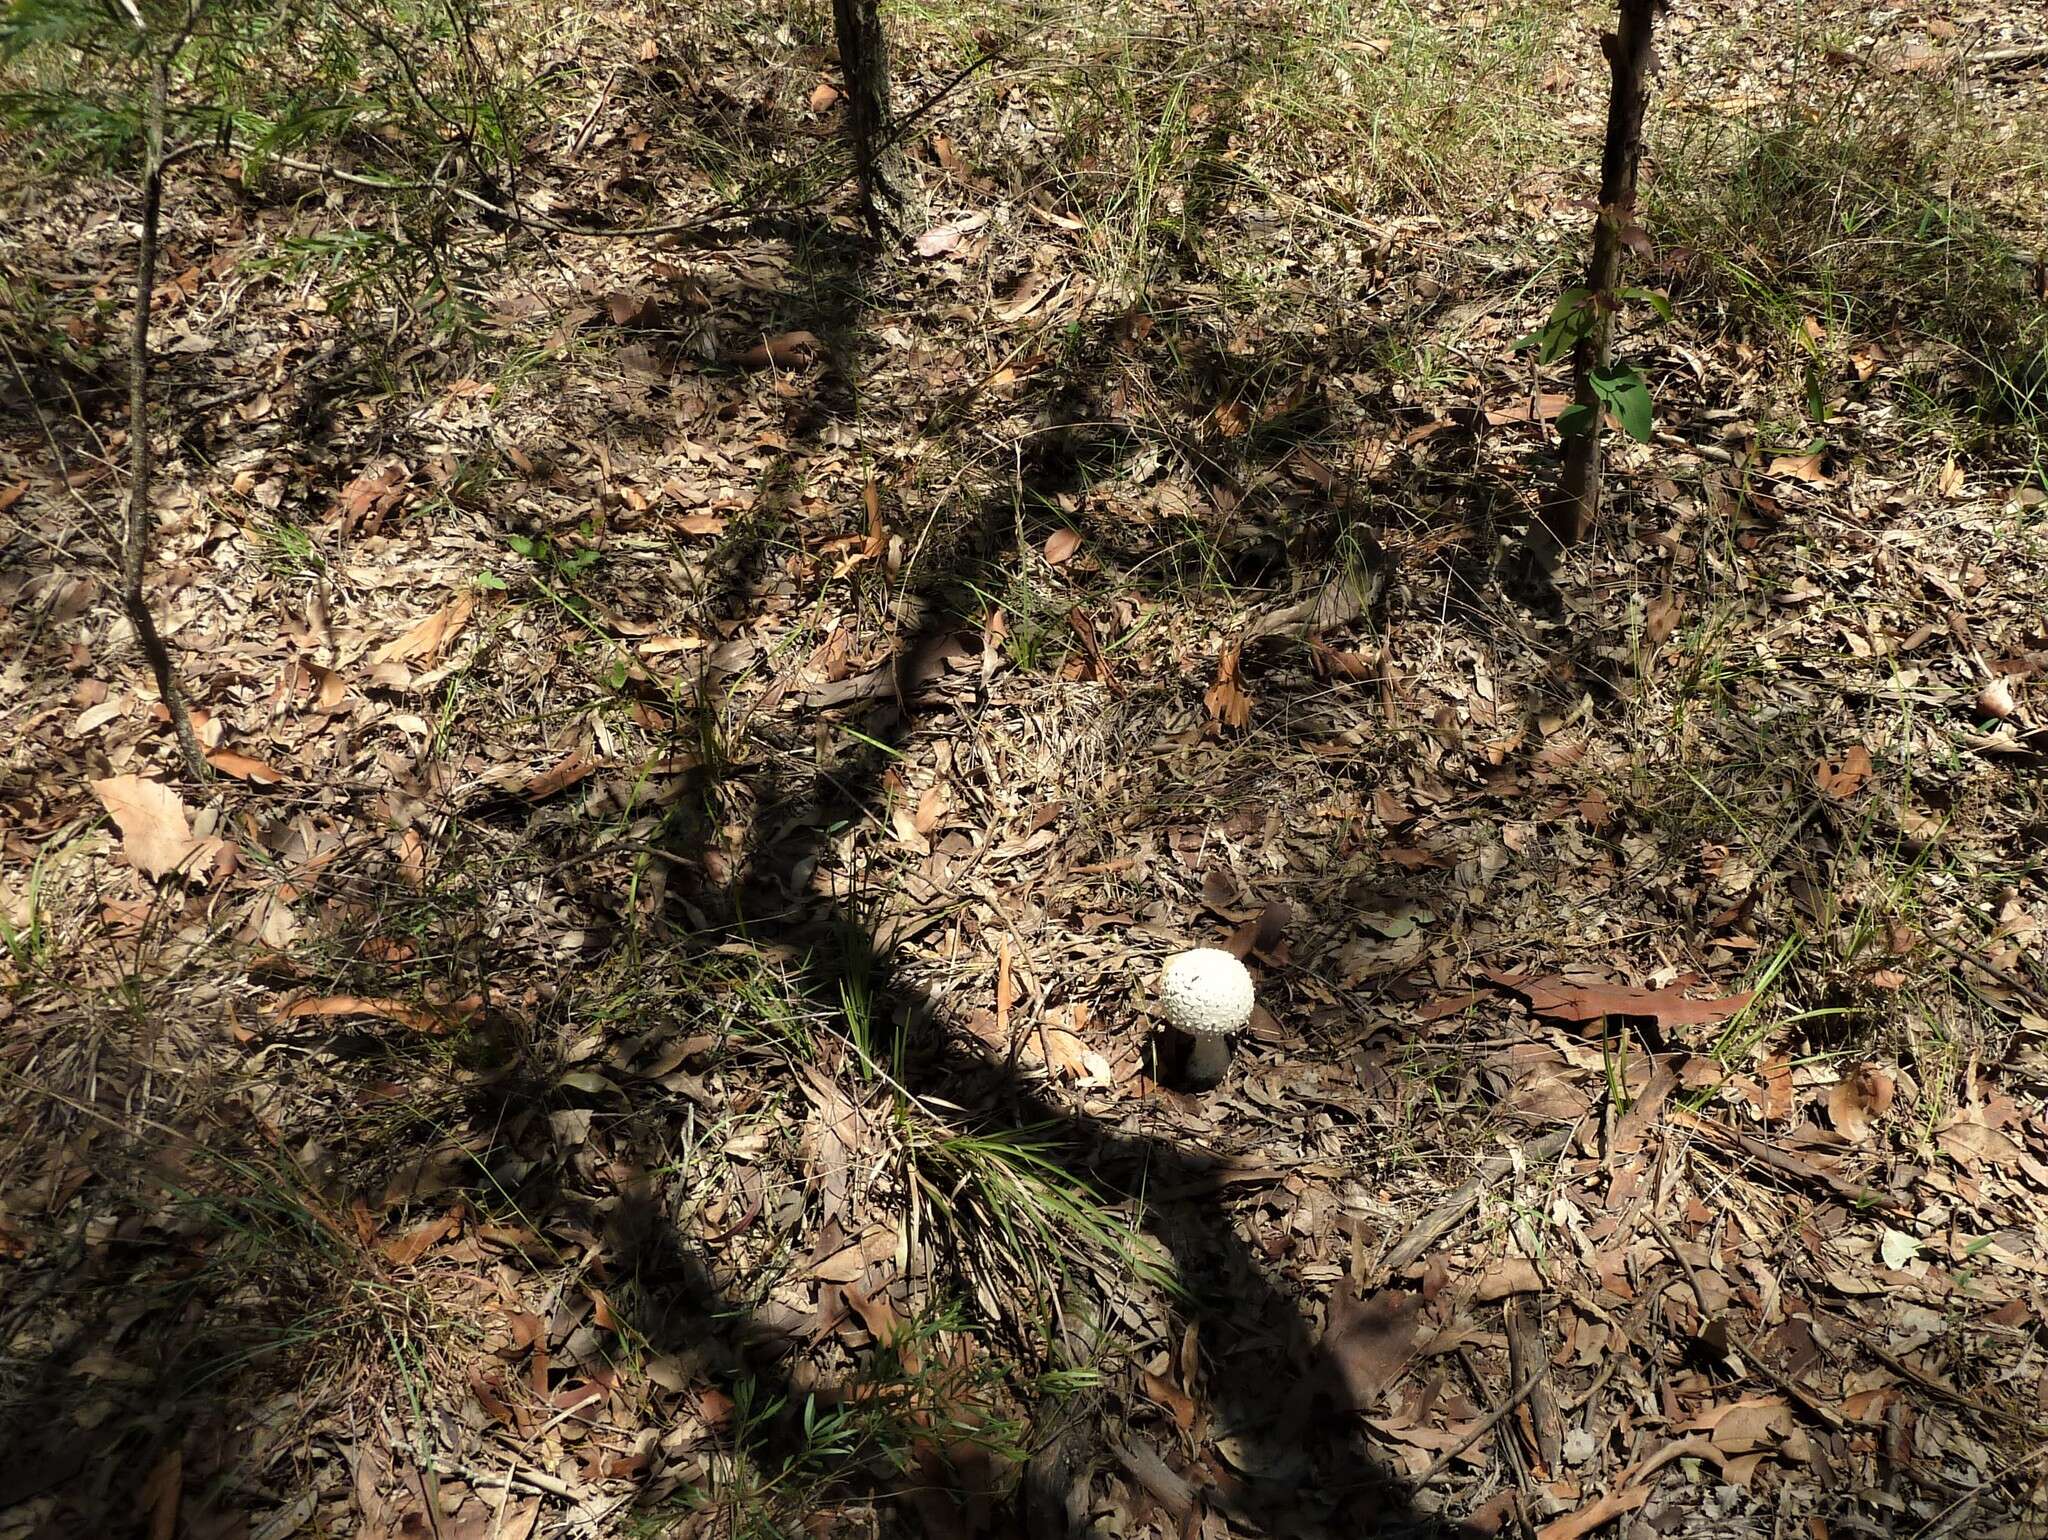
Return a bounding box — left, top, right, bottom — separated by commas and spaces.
1515, 284, 1671, 443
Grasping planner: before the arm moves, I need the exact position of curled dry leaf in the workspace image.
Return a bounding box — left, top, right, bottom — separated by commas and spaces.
373, 592, 476, 666
1826, 1063, 1895, 1144
272, 995, 449, 1032
205, 749, 286, 784
91, 774, 217, 881
1484, 971, 1753, 1029
1978, 676, 2017, 720
738, 330, 825, 369
1204, 643, 1253, 729
1815, 743, 1872, 799
1043, 528, 1081, 566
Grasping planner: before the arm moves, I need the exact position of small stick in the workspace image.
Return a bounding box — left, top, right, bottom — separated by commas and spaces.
1376, 1126, 1574, 1282
1414, 1365, 1548, 1487
568, 65, 620, 159
1646, 1213, 1843, 1429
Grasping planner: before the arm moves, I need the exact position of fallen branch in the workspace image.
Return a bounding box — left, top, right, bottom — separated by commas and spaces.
1647, 1212, 1844, 1430
1375, 1126, 1574, 1282
1413, 1364, 1547, 1486
1669, 1107, 1906, 1216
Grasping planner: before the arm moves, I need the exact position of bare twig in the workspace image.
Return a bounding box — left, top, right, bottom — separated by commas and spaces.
567, 64, 621, 159
1646, 1213, 1844, 1430
121, 39, 209, 782
1374, 1126, 1574, 1282
1506, 1295, 1562, 1471
1413, 1364, 1547, 1487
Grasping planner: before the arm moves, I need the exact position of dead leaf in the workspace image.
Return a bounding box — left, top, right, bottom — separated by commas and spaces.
272, 995, 449, 1033
1816, 744, 1872, 798
379, 1204, 463, 1265
1826, 1064, 1895, 1144
1204, 643, 1252, 729
1645, 590, 1682, 647
1979, 676, 2017, 719
808, 79, 840, 112
1484, 971, 1753, 1029
1043, 528, 1081, 566
1321, 1286, 1423, 1412
518, 750, 600, 801
1767, 452, 1832, 485
91, 775, 205, 880
738, 330, 824, 369
205, 749, 286, 784
373, 593, 476, 666
1138, 1370, 1198, 1433
1938, 1114, 2027, 1171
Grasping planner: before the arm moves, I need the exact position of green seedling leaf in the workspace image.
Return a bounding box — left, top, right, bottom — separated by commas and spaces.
1589, 364, 1654, 442
1515, 288, 1598, 365
1620, 286, 1673, 324
506, 533, 544, 561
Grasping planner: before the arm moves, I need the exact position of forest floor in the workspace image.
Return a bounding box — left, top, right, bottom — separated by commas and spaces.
5, 0, 2048, 1536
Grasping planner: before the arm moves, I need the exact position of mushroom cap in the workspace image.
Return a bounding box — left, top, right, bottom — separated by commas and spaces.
1158, 948, 1255, 1038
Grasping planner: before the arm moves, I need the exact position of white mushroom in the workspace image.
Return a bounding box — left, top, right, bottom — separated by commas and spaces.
1158, 947, 1255, 1086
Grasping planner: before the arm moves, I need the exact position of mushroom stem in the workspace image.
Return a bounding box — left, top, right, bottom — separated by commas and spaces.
1183, 1032, 1233, 1086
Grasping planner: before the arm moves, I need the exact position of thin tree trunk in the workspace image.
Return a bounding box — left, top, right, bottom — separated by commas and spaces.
1551, 0, 1658, 547
125, 49, 210, 783
831, 0, 897, 235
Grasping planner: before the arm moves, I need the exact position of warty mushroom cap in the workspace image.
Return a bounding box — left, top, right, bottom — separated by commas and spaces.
1158, 948, 1255, 1038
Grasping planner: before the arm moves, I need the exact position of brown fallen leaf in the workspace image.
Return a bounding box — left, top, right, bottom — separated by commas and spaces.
807, 79, 840, 112
1043, 528, 1081, 565
1204, 643, 1252, 729
1645, 589, 1682, 647
1320, 1285, 1423, 1412
91, 775, 210, 880
1816, 743, 1872, 798
272, 995, 449, 1033
1484, 971, 1753, 1029
205, 749, 286, 784
738, 329, 824, 369
1766, 452, 1831, 485
518, 750, 600, 801
1826, 1064, 1895, 1144
373, 592, 476, 666
1138, 1369, 1199, 1433
379, 1203, 464, 1265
